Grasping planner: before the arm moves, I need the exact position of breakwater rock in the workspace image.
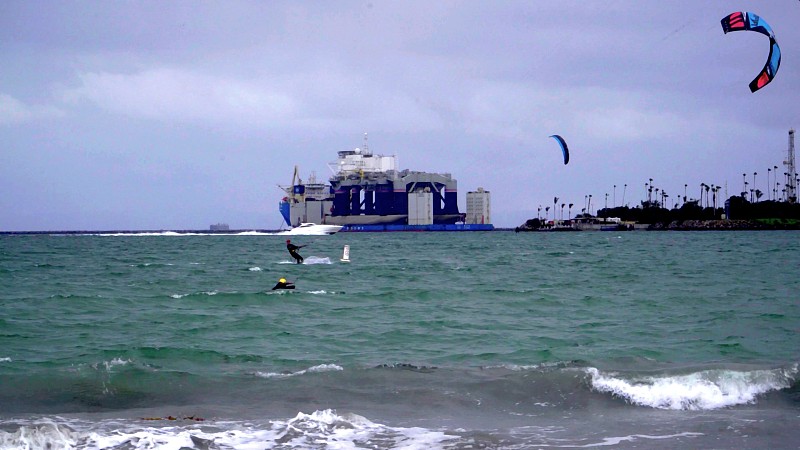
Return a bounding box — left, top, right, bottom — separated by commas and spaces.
649, 219, 791, 231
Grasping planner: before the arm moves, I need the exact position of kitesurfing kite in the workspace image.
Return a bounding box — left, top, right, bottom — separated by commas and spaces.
549, 135, 570, 165
720, 11, 781, 93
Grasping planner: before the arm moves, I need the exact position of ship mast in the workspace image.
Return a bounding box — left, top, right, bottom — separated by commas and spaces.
785, 129, 796, 203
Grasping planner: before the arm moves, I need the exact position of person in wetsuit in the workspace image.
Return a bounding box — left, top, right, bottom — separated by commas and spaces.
272, 277, 295, 290
286, 239, 305, 264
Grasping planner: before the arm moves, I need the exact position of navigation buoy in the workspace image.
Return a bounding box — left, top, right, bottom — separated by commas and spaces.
340, 245, 351, 263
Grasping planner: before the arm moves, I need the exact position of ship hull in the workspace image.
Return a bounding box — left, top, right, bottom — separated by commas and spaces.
342, 223, 494, 232
325, 214, 407, 226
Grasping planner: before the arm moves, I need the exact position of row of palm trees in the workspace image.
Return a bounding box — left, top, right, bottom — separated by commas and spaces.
538, 169, 799, 223
742, 169, 799, 203
536, 198, 575, 223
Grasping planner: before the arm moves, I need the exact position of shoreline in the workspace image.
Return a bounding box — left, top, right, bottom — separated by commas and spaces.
648, 219, 800, 231
0, 229, 283, 235
2, 219, 800, 235
515, 219, 800, 232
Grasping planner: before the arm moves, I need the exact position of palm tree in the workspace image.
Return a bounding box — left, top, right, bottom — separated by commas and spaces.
785, 172, 790, 193
767, 167, 772, 200
553, 197, 558, 225
711, 185, 717, 211
753, 172, 757, 201
755, 189, 763, 202
699, 183, 706, 207
774, 165, 779, 198
553, 197, 559, 223
622, 184, 627, 206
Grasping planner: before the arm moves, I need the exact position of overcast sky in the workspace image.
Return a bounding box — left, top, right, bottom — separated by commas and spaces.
1, 1, 797, 230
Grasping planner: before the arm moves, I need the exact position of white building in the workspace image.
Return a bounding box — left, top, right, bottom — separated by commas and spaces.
466, 187, 491, 224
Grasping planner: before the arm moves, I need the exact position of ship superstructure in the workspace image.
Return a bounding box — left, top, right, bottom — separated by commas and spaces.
279, 135, 492, 231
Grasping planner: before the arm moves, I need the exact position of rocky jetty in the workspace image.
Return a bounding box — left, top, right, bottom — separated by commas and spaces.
648, 219, 797, 230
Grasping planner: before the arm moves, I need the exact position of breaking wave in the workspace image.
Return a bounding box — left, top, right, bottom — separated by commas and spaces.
586, 364, 798, 410
254, 363, 344, 379
0, 410, 459, 450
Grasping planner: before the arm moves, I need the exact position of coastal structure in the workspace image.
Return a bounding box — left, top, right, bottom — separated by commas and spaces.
279, 135, 493, 231
209, 223, 229, 231
466, 188, 491, 225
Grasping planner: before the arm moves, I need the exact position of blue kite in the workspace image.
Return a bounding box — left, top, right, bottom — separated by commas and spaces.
549, 135, 570, 165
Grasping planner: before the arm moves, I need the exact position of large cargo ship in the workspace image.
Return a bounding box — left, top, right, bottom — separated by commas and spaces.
279, 136, 494, 231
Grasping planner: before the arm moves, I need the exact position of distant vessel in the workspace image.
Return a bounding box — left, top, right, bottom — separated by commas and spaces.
283, 223, 343, 235
210, 223, 230, 231
279, 135, 494, 232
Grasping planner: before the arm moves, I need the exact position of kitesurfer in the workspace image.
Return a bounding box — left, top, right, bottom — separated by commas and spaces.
286, 239, 305, 264
272, 277, 295, 290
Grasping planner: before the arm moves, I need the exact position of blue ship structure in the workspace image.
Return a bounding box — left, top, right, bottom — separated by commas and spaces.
279, 136, 493, 232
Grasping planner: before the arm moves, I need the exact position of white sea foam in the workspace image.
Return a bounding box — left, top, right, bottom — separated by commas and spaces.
307, 363, 343, 373
170, 290, 218, 299
0, 422, 84, 450
587, 365, 797, 410
279, 256, 332, 265
304, 256, 332, 264
486, 363, 542, 371
272, 410, 458, 449
96, 231, 279, 236
249, 266, 262, 271
90, 358, 132, 372
484, 361, 569, 371
0, 357, 10, 363
255, 363, 344, 379
0, 411, 459, 450
571, 432, 704, 447
104, 358, 132, 369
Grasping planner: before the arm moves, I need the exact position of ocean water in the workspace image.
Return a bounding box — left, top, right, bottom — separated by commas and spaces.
0, 230, 798, 449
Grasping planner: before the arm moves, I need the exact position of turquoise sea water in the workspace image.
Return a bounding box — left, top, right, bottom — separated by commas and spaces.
1, 231, 799, 449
